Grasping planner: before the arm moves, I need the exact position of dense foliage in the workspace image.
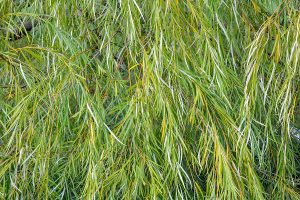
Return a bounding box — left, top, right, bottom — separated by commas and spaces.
0, 0, 300, 199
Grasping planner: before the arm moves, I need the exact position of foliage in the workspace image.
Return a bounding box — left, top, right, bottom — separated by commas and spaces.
0, 0, 299, 199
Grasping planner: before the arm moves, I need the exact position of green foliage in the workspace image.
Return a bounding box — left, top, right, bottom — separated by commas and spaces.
0, 0, 299, 199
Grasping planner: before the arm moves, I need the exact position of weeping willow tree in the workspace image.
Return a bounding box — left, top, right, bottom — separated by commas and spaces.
0, 0, 299, 199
